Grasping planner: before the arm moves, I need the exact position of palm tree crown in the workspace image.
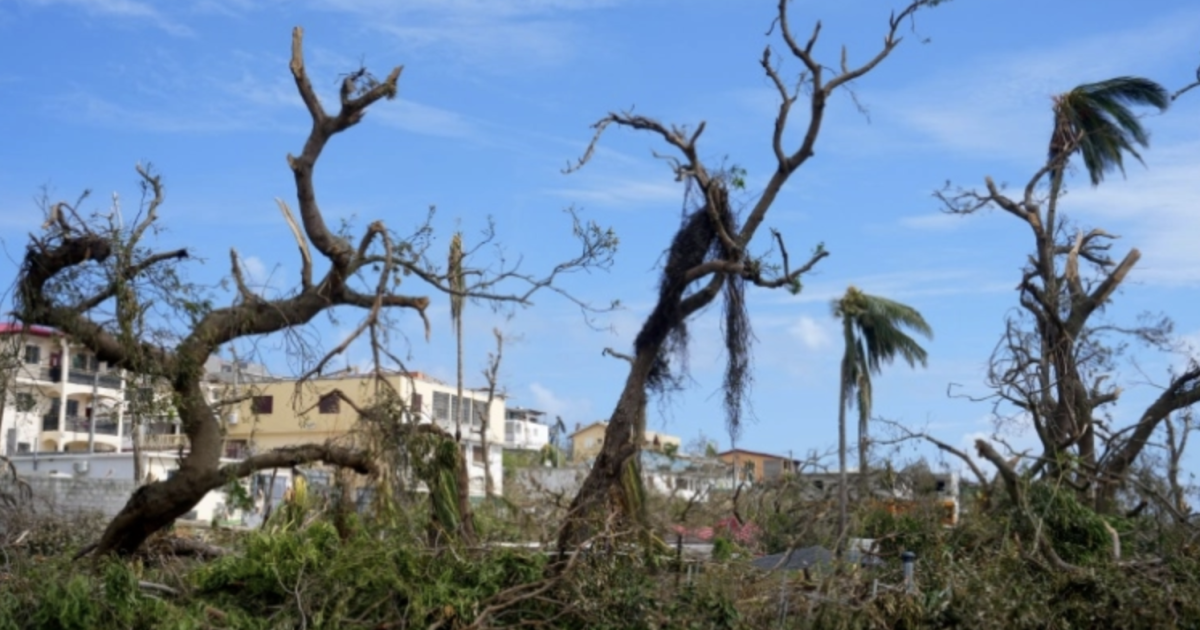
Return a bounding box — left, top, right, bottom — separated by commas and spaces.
832, 286, 932, 541
1048, 77, 1169, 186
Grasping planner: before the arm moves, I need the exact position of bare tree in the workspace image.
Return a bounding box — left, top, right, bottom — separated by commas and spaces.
554, 0, 950, 554
939, 94, 1200, 510
476, 328, 505, 499
11, 28, 615, 556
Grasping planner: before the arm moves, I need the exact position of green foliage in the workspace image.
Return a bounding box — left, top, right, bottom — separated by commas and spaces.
861, 504, 946, 558
1026, 483, 1114, 564
712, 535, 735, 562
223, 478, 254, 512
1, 557, 191, 630
6, 501, 1200, 629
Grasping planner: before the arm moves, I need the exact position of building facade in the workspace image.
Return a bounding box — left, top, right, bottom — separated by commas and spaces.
717, 448, 801, 484
217, 369, 507, 498
568, 421, 682, 462
1, 324, 127, 456
503, 407, 550, 451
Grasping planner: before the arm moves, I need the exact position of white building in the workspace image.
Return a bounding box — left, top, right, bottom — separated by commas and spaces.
1, 324, 128, 456
503, 407, 550, 451
515, 451, 734, 503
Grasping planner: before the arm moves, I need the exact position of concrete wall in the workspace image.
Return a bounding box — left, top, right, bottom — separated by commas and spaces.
12, 474, 232, 522
7, 452, 236, 522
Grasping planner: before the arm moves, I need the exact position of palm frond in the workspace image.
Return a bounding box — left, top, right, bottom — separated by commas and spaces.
1050, 76, 1169, 185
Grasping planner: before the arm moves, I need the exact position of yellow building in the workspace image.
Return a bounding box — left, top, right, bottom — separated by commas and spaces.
568, 421, 682, 462
213, 369, 507, 497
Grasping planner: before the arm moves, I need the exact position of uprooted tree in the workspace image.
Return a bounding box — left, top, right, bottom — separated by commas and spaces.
12, 27, 615, 556
555, 0, 951, 554
940, 76, 1200, 514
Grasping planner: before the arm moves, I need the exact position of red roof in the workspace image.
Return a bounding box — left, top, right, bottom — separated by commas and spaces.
670, 517, 761, 545
0, 323, 59, 338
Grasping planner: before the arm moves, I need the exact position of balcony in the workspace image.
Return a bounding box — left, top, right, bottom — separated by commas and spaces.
42, 414, 120, 436
38, 367, 123, 389
142, 434, 189, 450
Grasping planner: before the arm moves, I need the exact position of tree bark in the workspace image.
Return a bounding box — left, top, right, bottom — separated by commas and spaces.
556, 350, 656, 553
838, 319, 852, 547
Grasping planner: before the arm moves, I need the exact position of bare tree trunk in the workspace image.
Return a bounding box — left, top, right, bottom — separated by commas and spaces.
132, 375, 144, 484
837, 363, 849, 548
478, 329, 504, 499
557, 351, 655, 553
450, 316, 475, 541
857, 406, 869, 507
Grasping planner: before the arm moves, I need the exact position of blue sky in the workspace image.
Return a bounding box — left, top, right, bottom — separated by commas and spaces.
2, 0, 1200, 477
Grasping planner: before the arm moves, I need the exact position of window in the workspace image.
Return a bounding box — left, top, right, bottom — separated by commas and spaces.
14, 392, 36, 412
16, 442, 30, 454
23, 345, 40, 365
66, 399, 79, 417
472, 446, 486, 464
225, 440, 249, 458
409, 392, 423, 421
252, 395, 274, 414
71, 353, 87, 370
318, 393, 340, 414
451, 396, 470, 427
432, 392, 450, 422
763, 459, 782, 480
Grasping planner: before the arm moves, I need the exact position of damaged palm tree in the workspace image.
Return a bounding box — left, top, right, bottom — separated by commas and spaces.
940, 75, 1200, 512
12, 27, 616, 557
555, 0, 950, 554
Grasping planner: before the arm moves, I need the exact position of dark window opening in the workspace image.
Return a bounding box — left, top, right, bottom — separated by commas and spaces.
252, 396, 274, 414
318, 393, 340, 414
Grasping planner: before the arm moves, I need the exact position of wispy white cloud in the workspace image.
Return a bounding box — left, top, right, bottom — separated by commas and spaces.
897, 212, 968, 231
46, 89, 297, 133
17, 0, 192, 35
544, 176, 684, 209
369, 99, 477, 138
1062, 139, 1200, 286
307, 0, 622, 71
239, 255, 290, 296
782, 268, 1010, 305
882, 10, 1200, 161
788, 315, 833, 351
529, 382, 592, 423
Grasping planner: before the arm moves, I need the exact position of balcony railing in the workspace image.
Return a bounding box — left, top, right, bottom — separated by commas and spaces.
42, 414, 120, 436
142, 434, 188, 450
38, 367, 123, 389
